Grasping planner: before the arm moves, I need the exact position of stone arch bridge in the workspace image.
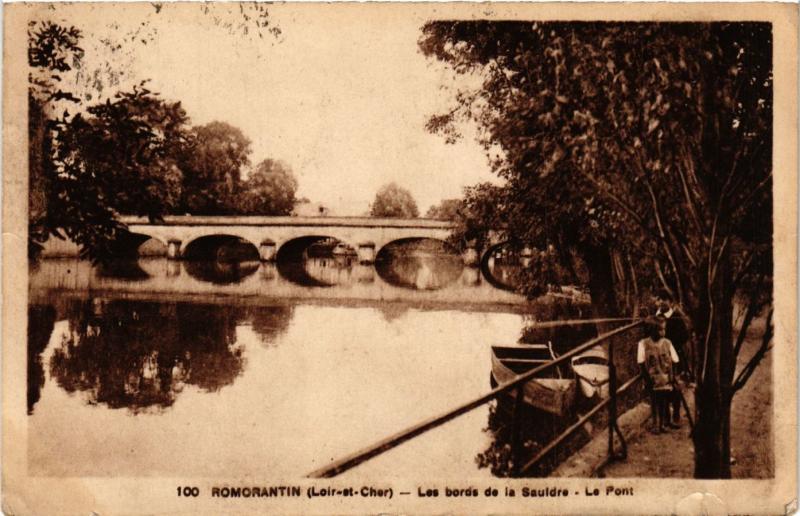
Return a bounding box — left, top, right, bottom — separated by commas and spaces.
119, 215, 494, 265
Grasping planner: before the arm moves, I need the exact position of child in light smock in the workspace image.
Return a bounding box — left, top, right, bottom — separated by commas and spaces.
637, 318, 680, 433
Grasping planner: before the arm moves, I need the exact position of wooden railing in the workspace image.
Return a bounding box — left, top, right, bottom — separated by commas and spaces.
307, 320, 644, 478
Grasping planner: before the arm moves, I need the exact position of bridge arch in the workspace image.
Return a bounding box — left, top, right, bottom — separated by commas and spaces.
375, 237, 463, 290
480, 241, 521, 291
90, 232, 168, 280
375, 236, 458, 259
480, 240, 511, 267
137, 236, 168, 257
110, 231, 168, 258
275, 235, 357, 287
275, 235, 357, 262
182, 234, 260, 262
180, 235, 261, 285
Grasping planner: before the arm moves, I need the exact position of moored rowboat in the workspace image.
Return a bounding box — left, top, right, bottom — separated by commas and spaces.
570, 347, 610, 399
490, 343, 576, 416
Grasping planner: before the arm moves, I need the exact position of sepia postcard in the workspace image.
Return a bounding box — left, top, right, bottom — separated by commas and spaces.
3, 2, 798, 514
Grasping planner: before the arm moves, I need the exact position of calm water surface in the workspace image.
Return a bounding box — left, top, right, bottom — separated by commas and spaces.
28, 254, 578, 478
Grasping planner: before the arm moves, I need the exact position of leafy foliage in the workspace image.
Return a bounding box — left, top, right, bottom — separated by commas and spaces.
28, 21, 84, 104
370, 182, 420, 218
179, 121, 252, 215
425, 198, 463, 220
240, 159, 299, 215
28, 21, 194, 262
28, 21, 85, 259
420, 21, 773, 478
44, 85, 191, 259
199, 2, 282, 41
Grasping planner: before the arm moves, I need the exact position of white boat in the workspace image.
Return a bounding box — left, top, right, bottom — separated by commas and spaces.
490, 342, 576, 416
570, 348, 610, 399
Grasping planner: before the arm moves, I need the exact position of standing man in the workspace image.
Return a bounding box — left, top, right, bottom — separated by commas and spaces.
655, 291, 691, 424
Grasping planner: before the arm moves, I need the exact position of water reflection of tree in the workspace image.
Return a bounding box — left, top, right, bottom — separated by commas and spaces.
28, 304, 56, 414
49, 299, 246, 413
478, 373, 646, 477
377, 304, 410, 323
476, 399, 585, 477
97, 259, 151, 280
184, 259, 259, 285
176, 303, 245, 392
244, 305, 295, 347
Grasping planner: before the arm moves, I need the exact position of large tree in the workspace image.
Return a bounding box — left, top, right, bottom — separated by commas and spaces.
45, 85, 190, 259
370, 182, 420, 218
28, 21, 192, 261
240, 158, 298, 215
179, 121, 251, 215
420, 21, 773, 478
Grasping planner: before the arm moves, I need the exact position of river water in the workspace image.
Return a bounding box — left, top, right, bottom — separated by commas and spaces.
27, 251, 586, 478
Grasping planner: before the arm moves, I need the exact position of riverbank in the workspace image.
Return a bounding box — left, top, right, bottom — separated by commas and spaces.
601, 317, 773, 478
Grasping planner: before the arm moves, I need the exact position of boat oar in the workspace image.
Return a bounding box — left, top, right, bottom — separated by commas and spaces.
523, 317, 638, 330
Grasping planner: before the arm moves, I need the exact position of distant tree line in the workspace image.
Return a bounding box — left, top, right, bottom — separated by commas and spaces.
425, 198, 462, 221
28, 20, 297, 262
368, 184, 466, 221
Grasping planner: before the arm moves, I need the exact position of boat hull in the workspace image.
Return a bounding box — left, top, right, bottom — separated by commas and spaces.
571, 363, 610, 399
490, 351, 576, 416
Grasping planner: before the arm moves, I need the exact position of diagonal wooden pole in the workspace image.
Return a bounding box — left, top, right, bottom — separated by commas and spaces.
307, 320, 644, 478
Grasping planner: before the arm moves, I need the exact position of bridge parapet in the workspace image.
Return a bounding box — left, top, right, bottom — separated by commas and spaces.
119, 215, 454, 230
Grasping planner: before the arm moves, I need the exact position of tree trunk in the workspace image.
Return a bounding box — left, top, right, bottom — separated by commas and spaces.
692, 247, 735, 478
694, 385, 732, 478
580, 243, 639, 379
582, 242, 620, 323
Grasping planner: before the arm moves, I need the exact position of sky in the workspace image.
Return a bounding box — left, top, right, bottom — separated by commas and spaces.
45, 3, 499, 216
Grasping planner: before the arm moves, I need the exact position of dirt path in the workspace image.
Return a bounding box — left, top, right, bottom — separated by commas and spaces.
602, 321, 773, 478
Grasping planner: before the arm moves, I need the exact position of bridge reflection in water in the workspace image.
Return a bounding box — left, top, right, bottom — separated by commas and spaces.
31, 256, 525, 311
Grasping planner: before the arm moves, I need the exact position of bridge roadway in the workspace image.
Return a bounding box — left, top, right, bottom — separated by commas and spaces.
118, 215, 483, 264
